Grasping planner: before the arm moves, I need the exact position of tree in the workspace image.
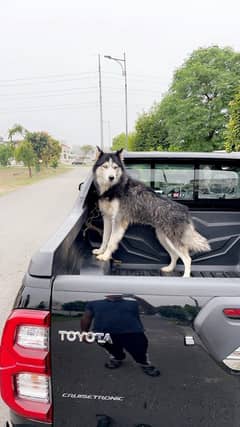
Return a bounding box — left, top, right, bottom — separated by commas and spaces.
111, 132, 137, 151
111, 133, 127, 151
15, 141, 36, 177
224, 92, 240, 152
25, 131, 61, 168
41, 138, 61, 167
134, 46, 240, 152
134, 105, 169, 151
0, 144, 13, 166
8, 124, 26, 146
162, 46, 240, 151
25, 131, 49, 167
128, 132, 137, 151
80, 144, 94, 158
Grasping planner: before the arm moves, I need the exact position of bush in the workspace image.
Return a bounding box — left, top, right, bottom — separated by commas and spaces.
50, 159, 58, 169
0, 144, 13, 166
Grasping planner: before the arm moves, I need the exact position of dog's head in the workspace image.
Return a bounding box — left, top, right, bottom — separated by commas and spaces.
93, 147, 124, 193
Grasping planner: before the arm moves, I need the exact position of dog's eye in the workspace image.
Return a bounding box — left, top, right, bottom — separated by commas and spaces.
102, 165, 108, 169
113, 165, 118, 169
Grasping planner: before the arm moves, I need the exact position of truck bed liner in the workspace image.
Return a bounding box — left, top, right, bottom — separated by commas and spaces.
111, 267, 240, 278
80, 253, 240, 278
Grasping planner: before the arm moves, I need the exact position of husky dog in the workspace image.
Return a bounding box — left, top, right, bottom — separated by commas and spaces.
92, 147, 210, 277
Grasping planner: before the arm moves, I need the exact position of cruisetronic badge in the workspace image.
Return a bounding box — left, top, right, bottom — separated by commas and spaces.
62, 392, 124, 401
58, 330, 112, 344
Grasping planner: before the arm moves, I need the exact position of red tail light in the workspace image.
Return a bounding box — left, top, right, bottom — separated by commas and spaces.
0, 309, 52, 422
223, 308, 240, 319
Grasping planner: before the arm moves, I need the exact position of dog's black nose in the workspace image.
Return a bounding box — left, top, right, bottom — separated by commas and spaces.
109, 176, 114, 181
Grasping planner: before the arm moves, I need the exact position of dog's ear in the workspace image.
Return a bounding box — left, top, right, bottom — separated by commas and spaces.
95, 146, 103, 160
116, 148, 124, 161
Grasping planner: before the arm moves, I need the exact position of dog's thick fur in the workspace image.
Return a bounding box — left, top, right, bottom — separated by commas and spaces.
92, 148, 210, 277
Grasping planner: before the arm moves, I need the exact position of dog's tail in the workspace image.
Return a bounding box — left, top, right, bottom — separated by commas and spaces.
182, 223, 211, 253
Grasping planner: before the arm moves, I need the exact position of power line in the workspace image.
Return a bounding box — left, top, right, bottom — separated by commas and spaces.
0, 86, 162, 100
0, 71, 97, 83
102, 71, 163, 79
0, 86, 98, 98
0, 76, 97, 88
104, 86, 162, 93
0, 104, 98, 114
0, 102, 123, 114
0, 95, 160, 112
0, 71, 163, 87
128, 72, 163, 80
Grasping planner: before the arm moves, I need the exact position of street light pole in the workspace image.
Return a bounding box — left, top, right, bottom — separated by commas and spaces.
123, 52, 129, 150
104, 52, 129, 150
98, 54, 104, 150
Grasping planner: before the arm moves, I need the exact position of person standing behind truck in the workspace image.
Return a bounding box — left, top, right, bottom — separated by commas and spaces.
81, 294, 160, 377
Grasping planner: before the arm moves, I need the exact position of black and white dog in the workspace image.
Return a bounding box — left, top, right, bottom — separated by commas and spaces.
92, 147, 210, 277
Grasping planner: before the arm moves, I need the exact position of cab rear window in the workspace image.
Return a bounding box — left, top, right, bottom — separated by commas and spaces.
198, 164, 240, 199
125, 161, 240, 201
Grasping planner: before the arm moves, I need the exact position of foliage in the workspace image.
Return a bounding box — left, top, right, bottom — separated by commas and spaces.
134, 46, 240, 152
50, 159, 59, 169
111, 132, 137, 151
8, 124, 26, 145
15, 141, 36, 177
80, 144, 94, 157
157, 304, 199, 322
128, 132, 137, 151
111, 133, 127, 151
6, 124, 62, 172
134, 105, 169, 151
42, 138, 61, 167
0, 144, 13, 166
224, 91, 240, 152
25, 131, 61, 167
25, 131, 49, 164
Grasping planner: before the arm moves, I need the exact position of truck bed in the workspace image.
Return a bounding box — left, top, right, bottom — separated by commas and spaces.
77, 204, 240, 278
28, 180, 240, 280
111, 267, 240, 278
79, 254, 240, 278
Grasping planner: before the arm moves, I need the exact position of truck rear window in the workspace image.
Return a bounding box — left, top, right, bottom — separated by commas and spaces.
198, 164, 240, 199
125, 161, 240, 201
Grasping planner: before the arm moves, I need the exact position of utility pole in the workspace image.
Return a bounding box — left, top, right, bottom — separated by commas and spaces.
104, 52, 129, 150
123, 52, 129, 149
98, 54, 104, 150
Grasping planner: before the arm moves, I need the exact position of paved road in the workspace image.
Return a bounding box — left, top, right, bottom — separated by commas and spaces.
0, 166, 90, 424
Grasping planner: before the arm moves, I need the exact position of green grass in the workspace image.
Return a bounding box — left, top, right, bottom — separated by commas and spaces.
0, 164, 74, 196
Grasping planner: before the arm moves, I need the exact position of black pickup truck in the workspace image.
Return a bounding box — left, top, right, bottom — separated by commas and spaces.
1, 151, 240, 427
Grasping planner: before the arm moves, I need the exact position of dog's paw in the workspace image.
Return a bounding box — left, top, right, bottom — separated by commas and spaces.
161, 265, 174, 273
183, 273, 191, 278
96, 253, 111, 261
92, 248, 104, 255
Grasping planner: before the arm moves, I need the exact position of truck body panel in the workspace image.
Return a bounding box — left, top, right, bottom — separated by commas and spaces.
51, 278, 240, 427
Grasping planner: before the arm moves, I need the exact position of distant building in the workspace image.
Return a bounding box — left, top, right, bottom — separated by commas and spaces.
0, 137, 7, 145
60, 143, 73, 164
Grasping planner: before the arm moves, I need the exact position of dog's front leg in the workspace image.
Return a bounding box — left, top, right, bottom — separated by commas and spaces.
92, 214, 112, 255
96, 220, 127, 261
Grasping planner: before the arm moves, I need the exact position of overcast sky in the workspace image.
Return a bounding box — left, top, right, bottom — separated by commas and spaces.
0, 0, 239, 148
